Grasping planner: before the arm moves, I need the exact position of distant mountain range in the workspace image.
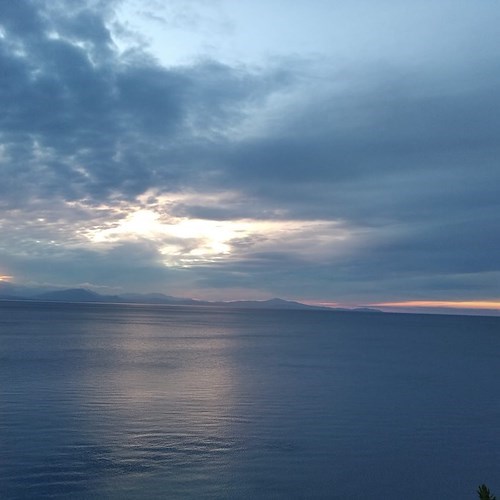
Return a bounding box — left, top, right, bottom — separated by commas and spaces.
0, 282, 382, 312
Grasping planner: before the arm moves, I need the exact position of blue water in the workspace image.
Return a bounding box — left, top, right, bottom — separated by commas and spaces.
0, 301, 499, 499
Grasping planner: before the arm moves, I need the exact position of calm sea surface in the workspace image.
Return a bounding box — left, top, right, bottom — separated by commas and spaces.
0, 301, 499, 499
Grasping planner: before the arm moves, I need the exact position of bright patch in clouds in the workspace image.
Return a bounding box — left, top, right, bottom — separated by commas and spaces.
87, 208, 249, 266
76, 191, 354, 267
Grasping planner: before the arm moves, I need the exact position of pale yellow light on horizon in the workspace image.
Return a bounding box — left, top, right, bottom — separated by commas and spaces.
373, 300, 500, 310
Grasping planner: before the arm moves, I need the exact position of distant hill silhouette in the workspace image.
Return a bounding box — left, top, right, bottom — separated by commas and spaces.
0, 284, 383, 312
223, 298, 324, 310
352, 307, 383, 313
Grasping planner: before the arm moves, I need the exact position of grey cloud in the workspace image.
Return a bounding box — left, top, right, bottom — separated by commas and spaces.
0, 0, 499, 304
0, 0, 290, 207
0, 239, 177, 289
218, 75, 500, 203
0, 0, 45, 38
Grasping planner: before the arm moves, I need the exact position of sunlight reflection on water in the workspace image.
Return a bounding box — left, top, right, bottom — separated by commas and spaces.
1, 302, 500, 499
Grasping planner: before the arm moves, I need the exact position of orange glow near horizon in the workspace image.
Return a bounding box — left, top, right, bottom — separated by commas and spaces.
0, 275, 13, 281
373, 300, 500, 311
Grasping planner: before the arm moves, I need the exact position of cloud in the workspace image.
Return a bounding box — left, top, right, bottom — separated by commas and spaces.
0, 0, 499, 304
0, 0, 290, 205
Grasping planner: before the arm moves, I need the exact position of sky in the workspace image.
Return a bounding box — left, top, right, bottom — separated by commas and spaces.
0, 0, 499, 314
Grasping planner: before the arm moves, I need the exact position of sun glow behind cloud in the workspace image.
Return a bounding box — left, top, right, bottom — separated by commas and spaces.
86, 208, 249, 266
74, 191, 354, 268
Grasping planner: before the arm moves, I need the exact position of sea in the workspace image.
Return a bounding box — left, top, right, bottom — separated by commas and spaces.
0, 301, 499, 499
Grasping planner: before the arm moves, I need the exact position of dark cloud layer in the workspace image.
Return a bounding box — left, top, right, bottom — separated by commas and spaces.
0, 0, 287, 203
0, 0, 499, 308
